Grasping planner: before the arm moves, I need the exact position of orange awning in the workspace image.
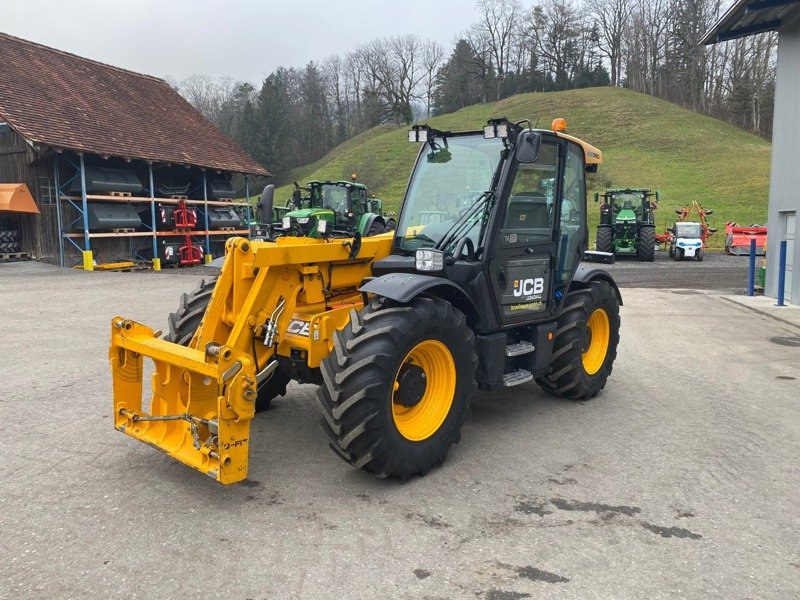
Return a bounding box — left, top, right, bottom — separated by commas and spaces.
0, 183, 40, 214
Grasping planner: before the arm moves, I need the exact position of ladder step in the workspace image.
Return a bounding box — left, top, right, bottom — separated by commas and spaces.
505, 341, 535, 356
503, 369, 533, 387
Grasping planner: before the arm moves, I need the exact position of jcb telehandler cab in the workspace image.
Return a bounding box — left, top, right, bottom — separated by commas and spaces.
110, 117, 621, 484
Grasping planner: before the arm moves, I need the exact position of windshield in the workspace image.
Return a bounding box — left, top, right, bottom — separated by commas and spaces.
675, 222, 701, 238
314, 185, 349, 215
395, 134, 504, 252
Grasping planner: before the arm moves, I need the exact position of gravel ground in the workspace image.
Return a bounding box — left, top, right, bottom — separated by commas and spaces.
600, 250, 751, 292
1, 261, 797, 600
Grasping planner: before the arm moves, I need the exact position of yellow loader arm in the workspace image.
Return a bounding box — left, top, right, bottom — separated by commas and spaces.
110, 235, 392, 483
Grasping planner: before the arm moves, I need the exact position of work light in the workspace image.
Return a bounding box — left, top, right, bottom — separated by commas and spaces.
415, 249, 444, 271
282, 216, 291, 229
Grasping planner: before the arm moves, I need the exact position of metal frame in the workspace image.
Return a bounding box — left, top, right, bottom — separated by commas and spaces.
54, 152, 255, 266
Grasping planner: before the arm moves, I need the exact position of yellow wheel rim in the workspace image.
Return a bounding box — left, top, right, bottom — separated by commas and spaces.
582, 308, 610, 375
392, 340, 456, 441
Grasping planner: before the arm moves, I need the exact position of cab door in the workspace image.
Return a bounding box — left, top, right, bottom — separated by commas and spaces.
487, 138, 588, 326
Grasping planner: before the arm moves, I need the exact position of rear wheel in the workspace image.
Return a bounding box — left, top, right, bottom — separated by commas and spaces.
166, 276, 289, 412
317, 296, 477, 479
596, 226, 613, 253
536, 281, 620, 400
366, 221, 386, 236
637, 226, 655, 261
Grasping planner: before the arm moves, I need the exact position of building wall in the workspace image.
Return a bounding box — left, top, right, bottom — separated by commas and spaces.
0, 128, 58, 258
766, 15, 800, 304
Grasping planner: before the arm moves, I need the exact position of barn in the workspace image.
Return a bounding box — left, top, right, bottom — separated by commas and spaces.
0, 32, 268, 268
704, 0, 800, 305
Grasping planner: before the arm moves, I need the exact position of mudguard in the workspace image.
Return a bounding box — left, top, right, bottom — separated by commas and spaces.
360, 273, 480, 320
572, 264, 623, 305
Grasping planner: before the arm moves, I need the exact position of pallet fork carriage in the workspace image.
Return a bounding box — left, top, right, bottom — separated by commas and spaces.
110, 118, 622, 484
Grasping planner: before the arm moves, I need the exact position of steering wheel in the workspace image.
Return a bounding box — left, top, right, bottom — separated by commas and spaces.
452, 237, 475, 261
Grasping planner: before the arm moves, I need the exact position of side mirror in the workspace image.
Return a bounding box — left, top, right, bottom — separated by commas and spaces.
594, 192, 599, 203
258, 184, 274, 222
515, 130, 542, 163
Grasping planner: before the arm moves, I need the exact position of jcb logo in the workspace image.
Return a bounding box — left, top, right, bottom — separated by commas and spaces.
513, 277, 544, 298
287, 319, 310, 336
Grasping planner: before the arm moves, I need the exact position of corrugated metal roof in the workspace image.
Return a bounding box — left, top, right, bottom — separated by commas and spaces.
702, 0, 800, 44
0, 32, 269, 176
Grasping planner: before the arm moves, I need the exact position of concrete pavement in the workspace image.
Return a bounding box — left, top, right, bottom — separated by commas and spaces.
1, 261, 798, 599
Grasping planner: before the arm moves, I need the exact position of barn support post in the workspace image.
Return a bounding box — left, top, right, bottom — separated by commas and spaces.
148, 162, 160, 270
245, 175, 251, 233
203, 170, 211, 262
78, 153, 93, 270
52, 153, 65, 267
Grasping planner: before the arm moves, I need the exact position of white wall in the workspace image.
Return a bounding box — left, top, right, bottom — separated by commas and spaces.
766, 14, 800, 304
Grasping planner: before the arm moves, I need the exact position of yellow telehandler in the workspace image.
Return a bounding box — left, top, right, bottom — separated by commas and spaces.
110, 118, 621, 484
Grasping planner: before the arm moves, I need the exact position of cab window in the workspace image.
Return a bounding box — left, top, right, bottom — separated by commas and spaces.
501, 142, 557, 246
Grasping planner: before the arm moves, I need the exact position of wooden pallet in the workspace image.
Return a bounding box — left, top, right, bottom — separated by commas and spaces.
108, 191, 132, 197
0, 252, 31, 262
111, 228, 136, 234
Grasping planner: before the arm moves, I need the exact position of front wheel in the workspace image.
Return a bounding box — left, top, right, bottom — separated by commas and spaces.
536, 281, 620, 400
696, 248, 704, 262
317, 297, 477, 479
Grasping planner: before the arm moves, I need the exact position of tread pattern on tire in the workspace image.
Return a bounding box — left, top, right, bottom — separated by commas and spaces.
637, 226, 655, 262
536, 281, 620, 400
316, 296, 477, 480
165, 275, 288, 411
596, 226, 613, 253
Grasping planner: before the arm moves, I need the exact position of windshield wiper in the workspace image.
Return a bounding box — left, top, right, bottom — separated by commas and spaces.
435, 191, 493, 253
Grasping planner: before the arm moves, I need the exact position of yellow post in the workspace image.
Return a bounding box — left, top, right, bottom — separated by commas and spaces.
204, 254, 213, 265
152, 258, 161, 271
82, 250, 94, 271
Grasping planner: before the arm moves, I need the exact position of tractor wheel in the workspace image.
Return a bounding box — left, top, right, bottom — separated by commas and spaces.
696, 249, 703, 262
637, 226, 655, 262
385, 218, 397, 231
536, 281, 620, 400
166, 276, 289, 412
317, 296, 477, 479
366, 221, 386, 236
596, 226, 613, 253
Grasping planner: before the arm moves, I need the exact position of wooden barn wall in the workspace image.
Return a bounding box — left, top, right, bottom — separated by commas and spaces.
0, 129, 57, 259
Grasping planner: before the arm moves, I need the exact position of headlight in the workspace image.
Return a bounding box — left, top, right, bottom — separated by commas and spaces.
416, 249, 444, 272
317, 218, 328, 234
282, 216, 290, 229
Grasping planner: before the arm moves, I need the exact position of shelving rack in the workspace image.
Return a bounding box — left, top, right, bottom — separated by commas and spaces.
53, 152, 254, 268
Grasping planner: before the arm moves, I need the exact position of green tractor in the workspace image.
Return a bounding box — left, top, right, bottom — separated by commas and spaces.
254, 178, 395, 239
594, 188, 658, 261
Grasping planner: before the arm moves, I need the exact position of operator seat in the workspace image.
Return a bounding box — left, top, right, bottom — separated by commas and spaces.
506, 192, 550, 229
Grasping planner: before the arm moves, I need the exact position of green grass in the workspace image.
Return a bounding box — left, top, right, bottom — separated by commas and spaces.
274, 88, 771, 248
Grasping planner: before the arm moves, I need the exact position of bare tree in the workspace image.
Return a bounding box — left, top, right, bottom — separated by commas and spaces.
474, 0, 522, 99
593, 0, 634, 86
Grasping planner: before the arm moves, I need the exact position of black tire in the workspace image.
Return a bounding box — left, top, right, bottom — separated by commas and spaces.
366, 221, 386, 236
596, 226, 613, 253
0, 230, 18, 242
669, 245, 675, 258
696, 248, 703, 262
166, 276, 288, 412
385, 218, 397, 231
674, 248, 683, 261
536, 281, 620, 400
637, 226, 655, 262
317, 296, 477, 479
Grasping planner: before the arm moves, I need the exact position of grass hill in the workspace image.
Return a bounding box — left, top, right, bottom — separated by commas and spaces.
275, 87, 771, 248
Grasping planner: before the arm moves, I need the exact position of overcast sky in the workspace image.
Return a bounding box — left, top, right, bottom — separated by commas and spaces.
2, 0, 482, 83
